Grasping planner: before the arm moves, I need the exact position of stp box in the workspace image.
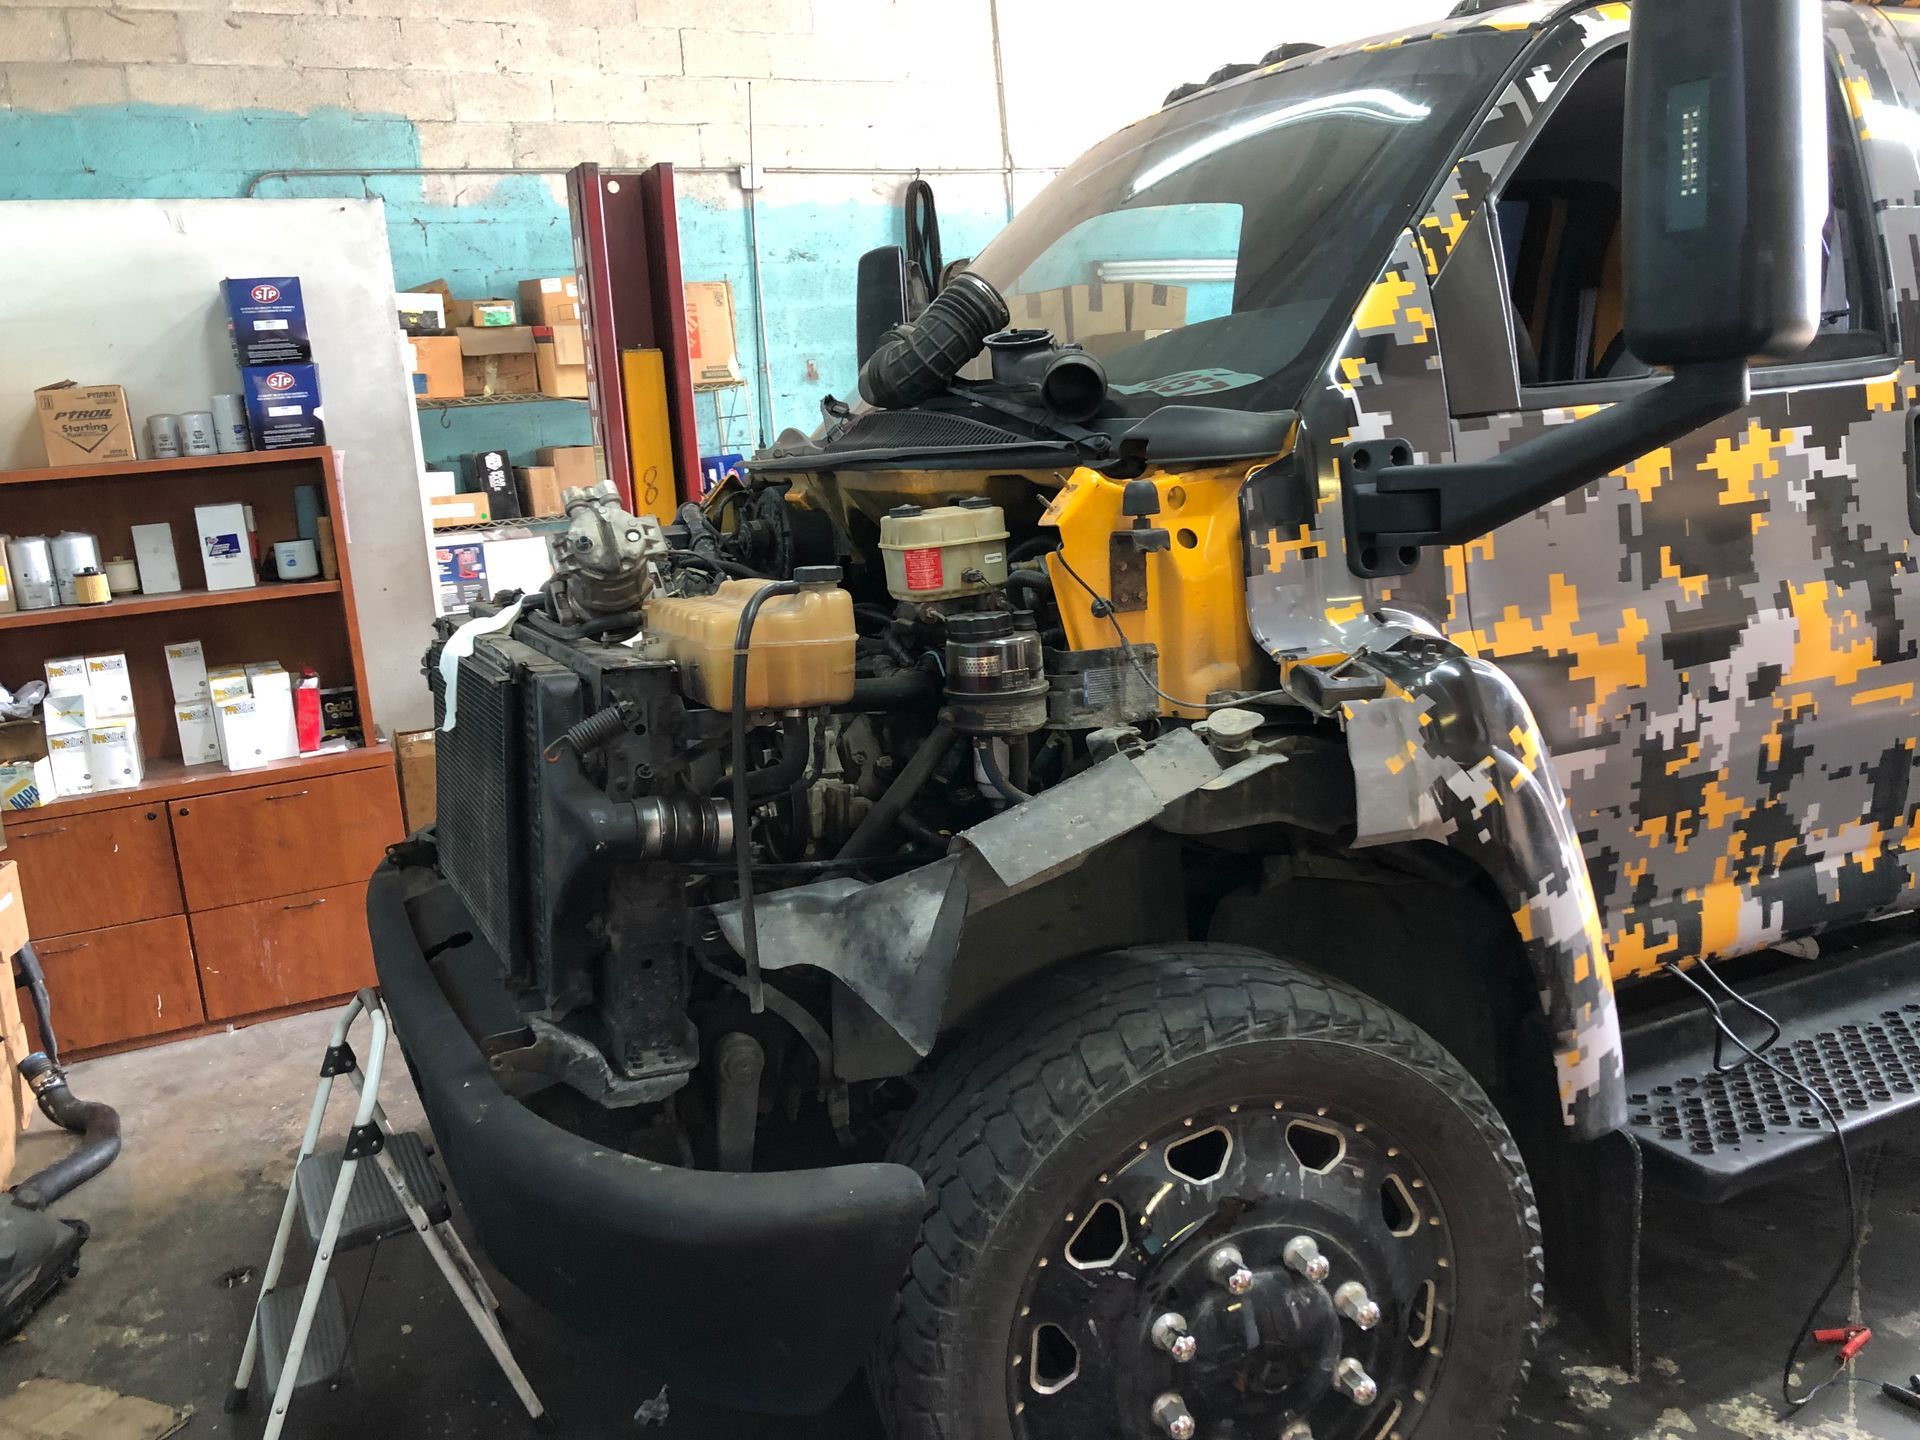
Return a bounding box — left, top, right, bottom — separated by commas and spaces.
223, 277, 311, 367
241, 363, 326, 450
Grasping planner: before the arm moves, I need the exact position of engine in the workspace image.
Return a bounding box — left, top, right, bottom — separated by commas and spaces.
425, 476, 1166, 1166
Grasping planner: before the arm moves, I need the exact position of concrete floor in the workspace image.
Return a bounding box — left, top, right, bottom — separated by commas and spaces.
6, 1011, 1919, 1439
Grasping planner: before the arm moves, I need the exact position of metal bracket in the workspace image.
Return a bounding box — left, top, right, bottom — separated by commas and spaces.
319, 1043, 356, 1078
343, 1123, 386, 1161
1107, 533, 1149, 612
1339, 437, 1426, 580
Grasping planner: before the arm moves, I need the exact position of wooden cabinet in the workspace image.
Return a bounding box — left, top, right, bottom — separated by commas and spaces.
173, 768, 403, 911
27, 916, 203, 1052
191, 881, 375, 1021
6, 804, 182, 937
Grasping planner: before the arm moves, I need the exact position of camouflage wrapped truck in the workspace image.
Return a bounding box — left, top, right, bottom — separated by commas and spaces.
368, 1, 1915, 1434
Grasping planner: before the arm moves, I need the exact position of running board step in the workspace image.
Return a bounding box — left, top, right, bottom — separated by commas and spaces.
296, 1130, 450, 1252
256, 1278, 349, 1396
1623, 938, 1920, 1201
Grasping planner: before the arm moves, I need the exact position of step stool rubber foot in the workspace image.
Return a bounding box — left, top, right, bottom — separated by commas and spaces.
224, 1387, 250, 1414
531, 1413, 554, 1433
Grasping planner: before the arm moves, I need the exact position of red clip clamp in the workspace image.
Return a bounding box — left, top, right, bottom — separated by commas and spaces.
1813, 1325, 1873, 1361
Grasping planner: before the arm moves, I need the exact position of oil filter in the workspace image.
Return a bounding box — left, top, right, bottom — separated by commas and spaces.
50, 531, 102, 607
274, 539, 320, 580
210, 394, 252, 453
104, 557, 141, 594
72, 569, 110, 606
181, 412, 218, 456
7, 537, 57, 610
146, 414, 182, 460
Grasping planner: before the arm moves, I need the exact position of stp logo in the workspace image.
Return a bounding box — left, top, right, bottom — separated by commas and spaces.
265, 371, 296, 391
250, 283, 281, 303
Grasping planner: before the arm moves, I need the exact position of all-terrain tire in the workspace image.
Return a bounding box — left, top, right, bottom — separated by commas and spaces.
872, 944, 1543, 1440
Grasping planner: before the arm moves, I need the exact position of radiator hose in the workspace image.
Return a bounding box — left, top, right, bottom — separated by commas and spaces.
12, 1052, 121, 1211
859, 270, 1010, 409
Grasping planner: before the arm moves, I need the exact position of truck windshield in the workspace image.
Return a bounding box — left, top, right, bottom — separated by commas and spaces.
966, 32, 1528, 418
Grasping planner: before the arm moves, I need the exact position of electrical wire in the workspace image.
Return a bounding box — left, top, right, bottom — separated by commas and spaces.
1658, 958, 1870, 1410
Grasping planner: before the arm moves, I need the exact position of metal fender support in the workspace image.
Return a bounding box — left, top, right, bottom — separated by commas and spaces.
1334, 624, 1627, 1138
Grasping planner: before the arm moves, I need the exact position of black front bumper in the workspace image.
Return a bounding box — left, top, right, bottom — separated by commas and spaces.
367, 860, 927, 1415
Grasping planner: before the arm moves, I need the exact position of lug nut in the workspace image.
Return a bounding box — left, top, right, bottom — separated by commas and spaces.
1333, 1280, 1381, 1330
1283, 1235, 1330, 1283
1151, 1312, 1198, 1363
1206, 1245, 1255, 1295
1333, 1357, 1379, 1406
1151, 1392, 1196, 1439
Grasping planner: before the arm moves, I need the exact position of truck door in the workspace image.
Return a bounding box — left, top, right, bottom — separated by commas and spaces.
1430, 16, 1920, 978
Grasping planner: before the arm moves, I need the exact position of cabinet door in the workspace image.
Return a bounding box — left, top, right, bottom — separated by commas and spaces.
7, 804, 183, 937
172, 767, 402, 911
191, 881, 374, 1020
27, 915, 203, 1052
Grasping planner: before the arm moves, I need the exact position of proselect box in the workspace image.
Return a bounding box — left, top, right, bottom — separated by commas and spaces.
35, 381, 135, 467
223, 276, 312, 367
241, 363, 326, 450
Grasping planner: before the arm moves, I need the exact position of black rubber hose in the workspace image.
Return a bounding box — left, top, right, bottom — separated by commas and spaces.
730, 581, 802, 1014
974, 737, 1033, 804
1002, 568, 1053, 608
859, 270, 1010, 409
716, 714, 810, 800
670, 549, 764, 580
13, 942, 57, 1068
837, 723, 959, 859
851, 671, 938, 709
12, 1052, 121, 1210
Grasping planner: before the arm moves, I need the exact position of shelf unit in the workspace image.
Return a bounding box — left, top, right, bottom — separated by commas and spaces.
2, 446, 403, 1060
416, 392, 587, 411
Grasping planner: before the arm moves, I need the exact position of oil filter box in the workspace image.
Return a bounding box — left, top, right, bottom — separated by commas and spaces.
34, 381, 135, 467
240, 363, 326, 450
223, 277, 311, 367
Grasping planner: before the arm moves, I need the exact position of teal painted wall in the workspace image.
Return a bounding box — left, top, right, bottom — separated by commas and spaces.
0, 102, 1010, 483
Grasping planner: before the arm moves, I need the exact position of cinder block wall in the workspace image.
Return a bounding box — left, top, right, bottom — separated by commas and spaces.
0, 0, 1442, 464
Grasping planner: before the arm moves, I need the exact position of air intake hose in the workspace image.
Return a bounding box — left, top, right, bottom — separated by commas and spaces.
12, 1052, 121, 1210
859, 270, 1010, 409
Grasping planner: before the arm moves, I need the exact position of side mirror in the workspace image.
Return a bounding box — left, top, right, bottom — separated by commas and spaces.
1623, 0, 1826, 364
856, 246, 914, 368
1341, 0, 1826, 577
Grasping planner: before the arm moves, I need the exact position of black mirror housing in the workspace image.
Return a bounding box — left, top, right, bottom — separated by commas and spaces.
855, 246, 914, 368
1623, 0, 1826, 365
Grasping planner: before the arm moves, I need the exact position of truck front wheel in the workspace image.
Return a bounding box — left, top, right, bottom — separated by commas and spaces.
874, 944, 1542, 1440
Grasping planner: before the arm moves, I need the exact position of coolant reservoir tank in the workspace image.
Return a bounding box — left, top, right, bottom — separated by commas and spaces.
644, 577, 855, 711
879, 499, 1008, 602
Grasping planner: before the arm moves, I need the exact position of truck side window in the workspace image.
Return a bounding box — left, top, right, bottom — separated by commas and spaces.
1495, 45, 1884, 388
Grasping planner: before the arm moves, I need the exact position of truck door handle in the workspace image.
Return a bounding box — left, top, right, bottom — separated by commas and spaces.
1906, 408, 1920, 535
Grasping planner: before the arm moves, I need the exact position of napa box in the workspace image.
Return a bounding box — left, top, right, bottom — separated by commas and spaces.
223, 276, 311, 367
240, 363, 326, 450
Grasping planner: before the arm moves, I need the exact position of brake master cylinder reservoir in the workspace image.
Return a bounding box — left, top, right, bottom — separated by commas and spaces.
879, 498, 1008, 601
945, 610, 1048, 734
644, 572, 855, 711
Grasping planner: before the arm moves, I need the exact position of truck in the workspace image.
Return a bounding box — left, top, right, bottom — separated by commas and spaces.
368, 1, 1920, 1435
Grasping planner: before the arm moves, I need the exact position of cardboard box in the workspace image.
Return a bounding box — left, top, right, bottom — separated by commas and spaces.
207, 665, 251, 705
247, 667, 299, 760
434, 541, 488, 612
519, 276, 581, 325
175, 700, 221, 766
86, 719, 144, 791
43, 657, 87, 698
165, 640, 208, 702
462, 352, 539, 397
240, 362, 326, 450
0, 861, 30, 1175
517, 464, 564, 518
408, 335, 464, 400
537, 445, 597, 496
1124, 282, 1188, 332
84, 653, 134, 719
223, 276, 311, 367
396, 290, 448, 333
42, 693, 91, 737
1009, 289, 1070, 341
461, 449, 520, 519
448, 297, 517, 328
0, 861, 26, 962
35, 381, 135, 467
195, 503, 257, 591
0, 761, 47, 810
396, 729, 438, 831
213, 697, 271, 771
684, 281, 741, 385
534, 323, 589, 398
45, 732, 91, 796
130, 522, 182, 595
430, 494, 492, 530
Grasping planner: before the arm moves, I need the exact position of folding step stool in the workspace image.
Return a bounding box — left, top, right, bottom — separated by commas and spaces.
228, 989, 546, 1439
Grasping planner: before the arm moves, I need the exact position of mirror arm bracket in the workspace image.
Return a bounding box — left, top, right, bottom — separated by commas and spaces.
1340, 360, 1749, 578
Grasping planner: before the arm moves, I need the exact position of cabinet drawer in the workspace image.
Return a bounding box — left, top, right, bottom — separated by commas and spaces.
191, 881, 375, 1021
172, 767, 403, 910
27, 915, 203, 1052
7, 804, 183, 937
